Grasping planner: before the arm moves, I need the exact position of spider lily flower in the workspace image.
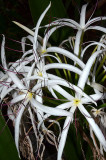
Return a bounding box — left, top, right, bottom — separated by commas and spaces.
32, 78, 106, 160
1, 35, 73, 154
33, 3, 51, 56
42, 48, 106, 159
58, 97, 106, 159
90, 107, 106, 154
0, 36, 35, 100
2, 67, 73, 156
1, 35, 26, 91
13, 3, 65, 56
42, 4, 106, 56
13, 21, 51, 56
26, 60, 81, 100
91, 107, 106, 119
13, 89, 72, 155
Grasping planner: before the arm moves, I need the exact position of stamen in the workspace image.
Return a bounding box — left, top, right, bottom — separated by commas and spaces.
41, 49, 46, 54
38, 72, 43, 77
73, 98, 81, 107
91, 108, 101, 117
96, 110, 100, 115
27, 92, 33, 100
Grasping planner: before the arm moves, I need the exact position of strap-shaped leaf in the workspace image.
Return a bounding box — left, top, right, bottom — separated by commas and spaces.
0, 110, 20, 160
28, 0, 67, 25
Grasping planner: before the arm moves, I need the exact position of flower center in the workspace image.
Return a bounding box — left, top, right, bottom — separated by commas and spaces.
95, 110, 100, 115
41, 49, 46, 54
27, 92, 33, 100
38, 71, 43, 77
73, 98, 81, 107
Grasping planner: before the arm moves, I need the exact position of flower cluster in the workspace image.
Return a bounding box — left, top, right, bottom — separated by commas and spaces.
0, 2, 106, 160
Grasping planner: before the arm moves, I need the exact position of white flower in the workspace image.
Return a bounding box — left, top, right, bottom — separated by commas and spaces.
91, 107, 106, 154
1, 31, 73, 157
43, 4, 106, 57
33, 46, 106, 159
34, 77, 106, 159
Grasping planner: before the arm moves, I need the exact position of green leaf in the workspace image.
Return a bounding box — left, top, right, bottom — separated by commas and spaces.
64, 125, 82, 160
28, 0, 69, 43
28, 0, 67, 25
0, 110, 20, 160
98, 103, 106, 108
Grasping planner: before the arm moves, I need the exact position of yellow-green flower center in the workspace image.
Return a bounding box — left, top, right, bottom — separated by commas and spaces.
92, 109, 101, 117
38, 72, 43, 77
41, 49, 46, 54
95, 110, 100, 115
73, 98, 81, 107
27, 92, 33, 100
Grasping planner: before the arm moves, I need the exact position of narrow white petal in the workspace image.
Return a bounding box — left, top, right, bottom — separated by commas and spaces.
31, 98, 72, 117
85, 17, 106, 28
42, 54, 61, 63
74, 30, 82, 56
39, 18, 81, 29
1, 83, 16, 100
52, 85, 74, 100
57, 102, 73, 109
47, 47, 85, 69
79, 104, 106, 149
35, 89, 44, 122
13, 21, 35, 36
80, 4, 88, 28
26, 62, 35, 87
78, 49, 106, 89
62, 18, 81, 29
21, 35, 33, 53
81, 42, 105, 58
15, 101, 28, 154
91, 82, 104, 92
26, 76, 44, 81
47, 73, 62, 80
0, 71, 4, 79
82, 93, 103, 104
43, 26, 61, 50
86, 26, 106, 33
7, 107, 15, 121
1, 35, 26, 90
58, 106, 76, 160
44, 63, 82, 75
28, 108, 38, 138
8, 72, 26, 90
11, 94, 26, 104
1, 35, 7, 69
48, 87, 58, 99
32, 79, 96, 104
0, 78, 11, 99
22, 49, 33, 58
33, 3, 51, 52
